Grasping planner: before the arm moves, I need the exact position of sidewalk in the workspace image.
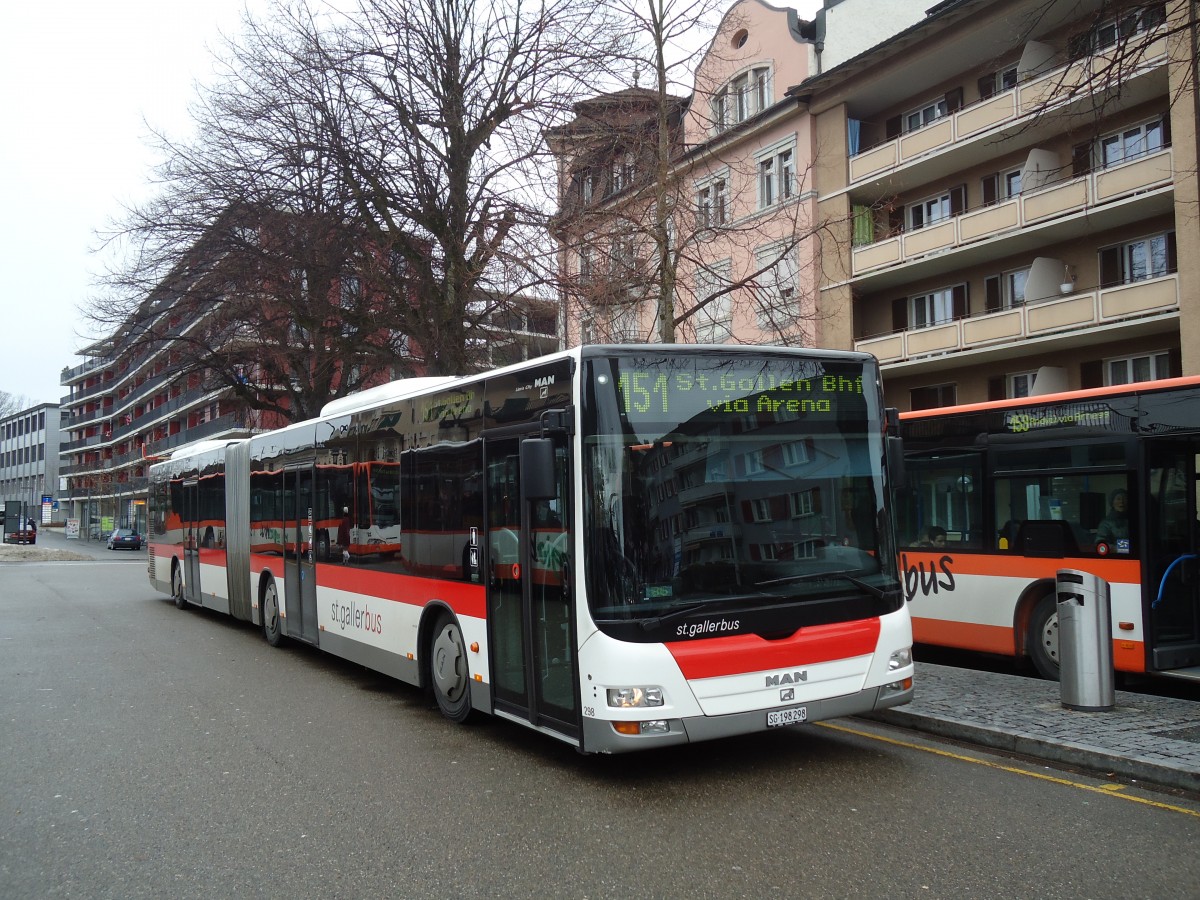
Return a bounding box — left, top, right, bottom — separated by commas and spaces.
869, 662, 1200, 794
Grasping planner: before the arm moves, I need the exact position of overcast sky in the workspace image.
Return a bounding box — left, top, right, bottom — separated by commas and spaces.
0, 0, 265, 409
1, 0, 823, 412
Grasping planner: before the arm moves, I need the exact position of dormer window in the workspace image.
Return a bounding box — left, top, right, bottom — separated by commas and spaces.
609, 151, 635, 194
712, 66, 771, 132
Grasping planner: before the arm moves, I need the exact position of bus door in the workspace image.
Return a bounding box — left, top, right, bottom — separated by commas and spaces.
181, 479, 202, 605
1144, 439, 1200, 672
282, 466, 319, 645
485, 431, 578, 739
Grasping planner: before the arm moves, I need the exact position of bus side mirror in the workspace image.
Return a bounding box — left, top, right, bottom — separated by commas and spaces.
887, 436, 906, 490
521, 438, 557, 500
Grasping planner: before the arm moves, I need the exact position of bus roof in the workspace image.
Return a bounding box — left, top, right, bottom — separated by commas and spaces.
900, 375, 1200, 421
319, 377, 457, 417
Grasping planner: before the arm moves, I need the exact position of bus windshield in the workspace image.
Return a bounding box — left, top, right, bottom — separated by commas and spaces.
582, 352, 898, 632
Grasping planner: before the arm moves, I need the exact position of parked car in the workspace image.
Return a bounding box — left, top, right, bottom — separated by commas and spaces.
107, 528, 143, 551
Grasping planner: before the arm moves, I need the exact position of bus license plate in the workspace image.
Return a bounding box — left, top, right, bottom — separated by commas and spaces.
767, 706, 808, 727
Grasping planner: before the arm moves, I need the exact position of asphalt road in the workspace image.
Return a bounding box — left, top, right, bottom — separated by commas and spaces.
2, 556, 1199, 899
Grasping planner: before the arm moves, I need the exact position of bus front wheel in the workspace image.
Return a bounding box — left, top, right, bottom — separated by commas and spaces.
430, 613, 473, 723
262, 577, 285, 647
1027, 595, 1061, 680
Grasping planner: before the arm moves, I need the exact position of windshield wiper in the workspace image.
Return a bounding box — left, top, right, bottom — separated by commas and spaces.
756, 569, 895, 600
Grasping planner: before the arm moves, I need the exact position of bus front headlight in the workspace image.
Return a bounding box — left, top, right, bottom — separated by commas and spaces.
888, 647, 913, 671
607, 687, 665, 708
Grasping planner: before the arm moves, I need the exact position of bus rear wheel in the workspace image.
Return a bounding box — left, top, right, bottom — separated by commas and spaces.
1028, 594, 1060, 680
430, 613, 473, 723
262, 577, 285, 647
172, 563, 186, 610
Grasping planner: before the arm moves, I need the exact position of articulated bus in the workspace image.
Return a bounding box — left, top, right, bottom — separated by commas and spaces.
147, 345, 914, 753
897, 376, 1200, 683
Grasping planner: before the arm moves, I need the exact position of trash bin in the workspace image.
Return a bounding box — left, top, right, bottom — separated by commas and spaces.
1055, 569, 1115, 711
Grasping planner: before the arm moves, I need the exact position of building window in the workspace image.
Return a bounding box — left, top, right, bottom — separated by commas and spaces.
985, 267, 1030, 312
905, 97, 948, 133
1009, 371, 1038, 398
1093, 3, 1166, 50
754, 245, 798, 331
756, 147, 794, 209
910, 288, 956, 328
788, 489, 814, 518
339, 275, 361, 310
910, 383, 957, 410
609, 152, 635, 194
1098, 231, 1176, 287
696, 175, 728, 228
694, 261, 733, 343
605, 303, 641, 343
712, 66, 771, 131
609, 235, 636, 279
894, 284, 967, 331
1099, 117, 1167, 168
1107, 351, 1171, 386
978, 65, 1018, 99
578, 244, 593, 281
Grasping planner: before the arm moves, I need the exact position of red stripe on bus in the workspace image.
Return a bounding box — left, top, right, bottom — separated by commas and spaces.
246, 553, 486, 619
899, 550, 1140, 583
913, 617, 1018, 655
667, 618, 882, 680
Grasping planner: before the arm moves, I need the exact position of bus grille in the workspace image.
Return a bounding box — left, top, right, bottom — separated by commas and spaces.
148, 552, 156, 581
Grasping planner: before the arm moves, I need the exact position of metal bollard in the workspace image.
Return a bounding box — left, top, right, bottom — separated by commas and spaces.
1055, 569, 1115, 711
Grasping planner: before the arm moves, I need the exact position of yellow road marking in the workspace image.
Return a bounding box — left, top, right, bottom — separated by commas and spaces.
817, 720, 1200, 818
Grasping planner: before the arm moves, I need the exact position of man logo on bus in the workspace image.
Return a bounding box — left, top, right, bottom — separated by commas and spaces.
765, 670, 808, 687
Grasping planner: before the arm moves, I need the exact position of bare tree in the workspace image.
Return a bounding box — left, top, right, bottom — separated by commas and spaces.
90, 0, 617, 421
307, 0, 623, 374
0, 391, 30, 418
92, 1, 420, 423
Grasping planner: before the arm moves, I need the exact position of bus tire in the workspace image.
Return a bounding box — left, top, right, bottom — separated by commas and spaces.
430, 612, 473, 723
1028, 594, 1061, 680
262, 576, 285, 647
172, 563, 186, 610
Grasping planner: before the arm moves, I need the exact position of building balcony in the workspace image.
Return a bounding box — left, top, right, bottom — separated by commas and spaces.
856, 273, 1179, 368
847, 148, 1174, 288
61, 356, 113, 384
848, 31, 1168, 187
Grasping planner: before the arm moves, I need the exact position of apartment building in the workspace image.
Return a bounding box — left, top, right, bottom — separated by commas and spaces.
807, 0, 1197, 408
549, 1, 839, 347
0, 403, 64, 523
60, 338, 264, 536
551, 0, 1197, 412
60, 276, 560, 539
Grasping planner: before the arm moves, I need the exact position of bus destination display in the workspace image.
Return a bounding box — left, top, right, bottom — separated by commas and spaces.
610, 367, 865, 418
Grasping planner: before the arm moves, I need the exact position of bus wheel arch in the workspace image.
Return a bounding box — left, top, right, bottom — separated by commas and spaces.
1017, 582, 1060, 680
424, 606, 474, 723
260, 571, 285, 647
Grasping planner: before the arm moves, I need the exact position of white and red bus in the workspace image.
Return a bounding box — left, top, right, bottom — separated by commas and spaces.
897, 376, 1200, 682
148, 345, 913, 753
